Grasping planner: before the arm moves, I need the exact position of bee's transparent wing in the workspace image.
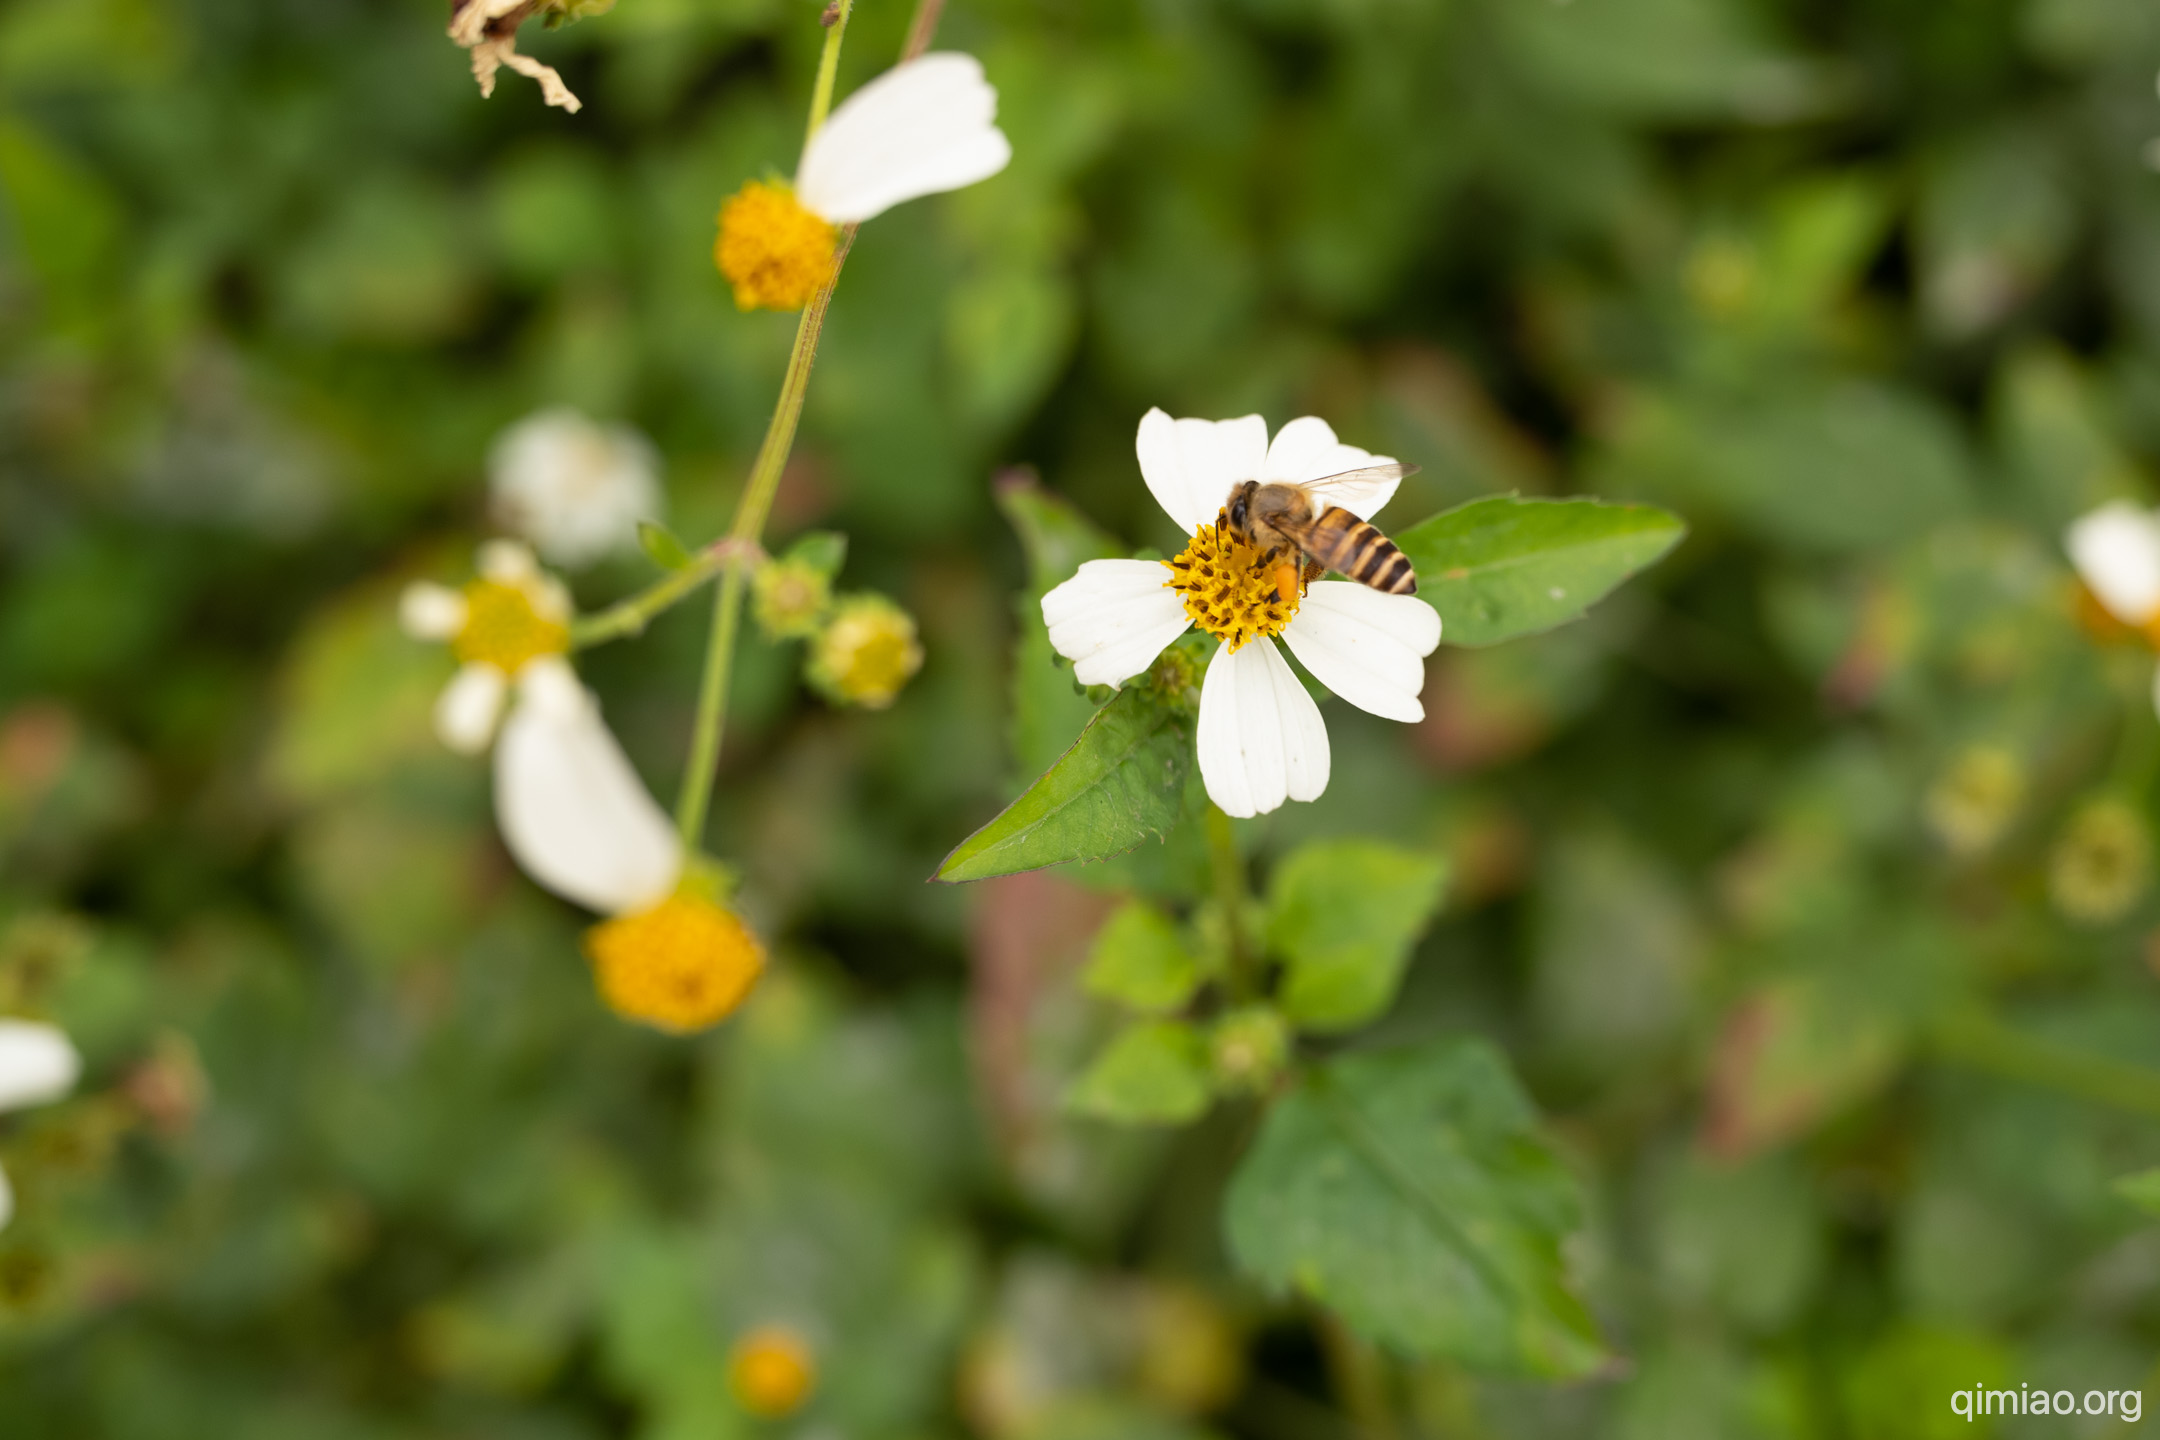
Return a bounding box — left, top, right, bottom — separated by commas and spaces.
1298, 461, 1418, 520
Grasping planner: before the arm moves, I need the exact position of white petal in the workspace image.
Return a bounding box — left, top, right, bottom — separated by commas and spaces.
1196, 637, 1330, 818
2067, 502, 2160, 625
1262, 417, 1342, 482
1040, 559, 1192, 688
490, 409, 664, 569
1264, 418, 1398, 518
494, 657, 684, 915
0, 1021, 79, 1112
796, 52, 1012, 223
1136, 408, 1269, 535
399, 582, 468, 641
435, 664, 509, 755
477, 538, 542, 586
1281, 584, 1441, 723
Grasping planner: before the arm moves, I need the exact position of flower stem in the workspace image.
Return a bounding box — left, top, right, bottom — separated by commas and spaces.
568, 540, 756, 649
1931, 1005, 2160, 1122
672, 0, 943, 849
1205, 801, 1256, 998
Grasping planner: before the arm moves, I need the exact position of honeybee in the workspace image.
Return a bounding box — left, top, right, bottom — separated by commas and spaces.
1224, 463, 1420, 605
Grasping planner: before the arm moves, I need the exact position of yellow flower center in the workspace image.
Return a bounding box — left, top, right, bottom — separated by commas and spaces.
1164, 510, 1304, 652
728, 1324, 817, 1418
714, 180, 836, 312
808, 597, 923, 710
582, 892, 765, 1033
451, 579, 568, 673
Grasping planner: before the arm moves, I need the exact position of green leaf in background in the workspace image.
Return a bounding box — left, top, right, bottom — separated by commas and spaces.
938, 684, 1190, 883
1065, 1020, 1213, 1125
637, 520, 694, 572
1225, 1038, 1607, 1377
1396, 496, 1684, 648
1082, 900, 1203, 1014
2113, 1168, 2160, 1218
996, 473, 1125, 787
782, 529, 848, 578
1265, 839, 1447, 1033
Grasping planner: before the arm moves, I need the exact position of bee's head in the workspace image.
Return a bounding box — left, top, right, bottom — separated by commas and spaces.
1227, 480, 1254, 533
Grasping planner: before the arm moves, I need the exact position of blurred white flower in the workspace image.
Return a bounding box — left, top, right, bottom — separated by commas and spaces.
489, 409, 663, 569
716, 53, 1012, 310
400, 540, 576, 754
2065, 500, 2160, 716
491, 663, 766, 1032
1041, 409, 1441, 819
0, 1019, 80, 1232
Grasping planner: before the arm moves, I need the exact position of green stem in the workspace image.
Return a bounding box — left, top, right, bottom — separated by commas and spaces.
568, 543, 746, 649
1931, 1006, 2160, 1122
1205, 802, 1256, 999
803, 0, 854, 152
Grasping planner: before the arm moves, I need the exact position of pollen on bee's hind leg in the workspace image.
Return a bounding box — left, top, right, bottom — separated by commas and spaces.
1270, 560, 1302, 608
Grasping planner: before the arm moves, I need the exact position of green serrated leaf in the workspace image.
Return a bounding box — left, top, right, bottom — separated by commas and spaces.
1266, 840, 1447, 1033
1224, 1038, 1607, 1378
2115, 1168, 2160, 1218
781, 529, 848, 580
1083, 900, 1202, 1013
636, 521, 694, 572
937, 685, 1190, 883
1064, 1020, 1212, 1125
1395, 496, 1683, 648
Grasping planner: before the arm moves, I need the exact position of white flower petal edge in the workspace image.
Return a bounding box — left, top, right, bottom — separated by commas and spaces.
1262, 415, 1397, 518
1041, 559, 1192, 688
1280, 584, 1441, 723
490, 409, 663, 569
493, 658, 684, 915
796, 53, 1013, 224
436, 663, 509, 755
400, 582, 468, 641
2067, 501, 2160, 626
0, 1020, 79, 1113
1196, 638, 1330, 818
1136, 408, 1269, 534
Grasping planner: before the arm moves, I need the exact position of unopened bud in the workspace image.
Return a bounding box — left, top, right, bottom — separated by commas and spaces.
2050, 798, 2151, 926
753, 556, 833, 640
806, 594, 924, 710
1209, 1006, 1290, 1095
1924, 744, 2023, 857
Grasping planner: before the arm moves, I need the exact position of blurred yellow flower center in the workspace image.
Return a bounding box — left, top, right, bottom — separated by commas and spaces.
1164, 512, 1302, 653
728, 1324, 816, 1418
808, 597, 924, 709
582, 892, 765, 1033
452, 579, 568, 672
715, 180, 836, 312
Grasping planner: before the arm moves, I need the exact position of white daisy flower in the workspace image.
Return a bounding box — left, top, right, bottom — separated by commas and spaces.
1041, 409, 1442, 819
400, 540, 577, 754
489, 408, 663, 569
715, 52, 1012, 310
2066, 500, 2160, 716
0, 1019, 80, 1232
492, 664, 766, 1032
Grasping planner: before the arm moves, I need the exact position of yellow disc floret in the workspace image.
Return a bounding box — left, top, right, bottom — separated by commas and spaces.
582, 892, 765, 1033
715, 180, 837, 312
728, 1324, 817, 1418
452, 578, 570, 672
1164, 510, 1303, 652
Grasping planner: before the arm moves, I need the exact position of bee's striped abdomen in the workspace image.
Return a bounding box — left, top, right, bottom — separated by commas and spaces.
1303, 507, 1417, 595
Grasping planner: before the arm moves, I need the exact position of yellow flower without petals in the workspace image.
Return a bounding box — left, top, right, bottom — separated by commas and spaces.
451, 578, 570, 672
583, 892, 765, 1033
753, 556, 833, 640
715, 181, 838, 312
2049, 799, 2151, 926
806, 595, 924, 709
728, 1324, 817, 1418
1163, 510, 1303, 653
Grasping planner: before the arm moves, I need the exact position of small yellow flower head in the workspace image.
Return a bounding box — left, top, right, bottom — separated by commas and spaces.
715, 180, 837, 312
806, 594, 924, 710
1923, 744, 2024, 857
2049, 798, 2152, 926
582, 891, 765, 1033
753, 556, 834, 641
452, 575, 570, 672
1209, 1006, 1290, 1095
727, 1323, 816, 1419
1163, 511, 1302, 653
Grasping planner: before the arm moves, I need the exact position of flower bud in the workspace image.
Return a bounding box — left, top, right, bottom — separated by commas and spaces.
582, 891, 765, 1033
1208, 1006, 1290, 1095
805, 594, 924, 710
1923, 744, 2023, 857
727, 1323, 816, 1418
2050, 798, 2151, 926
753, 557, 834, 641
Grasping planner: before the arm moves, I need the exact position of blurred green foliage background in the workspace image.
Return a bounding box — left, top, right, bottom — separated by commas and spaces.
5, 0, 2160, 1434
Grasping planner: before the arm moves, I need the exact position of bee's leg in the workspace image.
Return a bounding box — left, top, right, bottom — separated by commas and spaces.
1269, 551, 1303, 607
1301, 557, 1327, 585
